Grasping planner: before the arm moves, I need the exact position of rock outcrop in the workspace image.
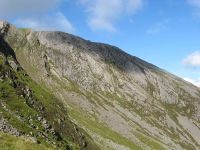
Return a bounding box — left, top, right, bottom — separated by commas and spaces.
0, 118, 21, 136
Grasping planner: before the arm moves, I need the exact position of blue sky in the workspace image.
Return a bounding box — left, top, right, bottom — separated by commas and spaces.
1, 0, 200, 86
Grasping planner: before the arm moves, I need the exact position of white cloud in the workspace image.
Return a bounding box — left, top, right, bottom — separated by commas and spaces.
125, 0, 144, 15
147, 20, 169, 35
14, 12, 75, 33
0, 0, 75, 33
188, 0, 200, 8
184, 77, 200, 87
79, 0, 143, 32
0, 0, 63, 18
183, 51, 200, 67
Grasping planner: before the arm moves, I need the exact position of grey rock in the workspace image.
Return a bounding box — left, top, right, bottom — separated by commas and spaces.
0, 118, 21, 136
37, 116, 42, 121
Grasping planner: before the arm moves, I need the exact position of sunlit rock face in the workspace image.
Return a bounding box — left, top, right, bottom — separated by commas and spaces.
1, 21, 200, 150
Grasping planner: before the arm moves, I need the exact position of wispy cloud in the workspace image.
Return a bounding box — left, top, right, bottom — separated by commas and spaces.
187, 0, 200, 8
14, 12, 75, 33
147, 20, 169, 35
0, 0, 63, 18
184, 77, 200, 87
0, 0, 75, 33
79, 0, 143, 32
183, 51, 200, 68
187, 0, 200, 16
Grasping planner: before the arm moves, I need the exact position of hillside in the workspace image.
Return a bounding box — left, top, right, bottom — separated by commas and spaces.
0, 22, 99, 150
1, 21, 200, 150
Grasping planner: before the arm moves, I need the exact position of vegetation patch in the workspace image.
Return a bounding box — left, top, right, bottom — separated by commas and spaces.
69, 108, 142, 150
0, 132, 54, 150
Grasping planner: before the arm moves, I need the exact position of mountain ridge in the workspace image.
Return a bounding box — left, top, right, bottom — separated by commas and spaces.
0, 20, 195, 85
1, 21, 200, 150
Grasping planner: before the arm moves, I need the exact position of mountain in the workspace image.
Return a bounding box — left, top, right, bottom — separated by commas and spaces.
0, 21, 99, 150
1, 21, 200, 150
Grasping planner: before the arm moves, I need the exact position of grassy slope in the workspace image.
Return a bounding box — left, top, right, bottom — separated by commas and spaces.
0, 132, 53, 150
0, 54, 99, 149
0, 56, 76, 149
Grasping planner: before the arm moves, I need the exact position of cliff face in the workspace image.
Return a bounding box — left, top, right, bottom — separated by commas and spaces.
1, 21, 200, 150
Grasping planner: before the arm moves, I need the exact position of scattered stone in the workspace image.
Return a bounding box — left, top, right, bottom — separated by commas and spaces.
0, 118, 21, 136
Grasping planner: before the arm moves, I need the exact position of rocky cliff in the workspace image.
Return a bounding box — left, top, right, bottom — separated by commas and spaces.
1, 21, 200, 150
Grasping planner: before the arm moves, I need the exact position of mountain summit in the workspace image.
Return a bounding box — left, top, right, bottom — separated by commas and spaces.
1, 21, 200, 150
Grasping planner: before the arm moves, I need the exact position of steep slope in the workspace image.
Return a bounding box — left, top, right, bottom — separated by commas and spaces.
1, 21, 200, 150
0, 22, 99, 150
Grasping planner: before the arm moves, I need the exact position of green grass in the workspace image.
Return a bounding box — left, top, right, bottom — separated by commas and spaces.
134, 131, 166, 150
19, 28, 32, 33
146, 80, 156, 97
0, 132, 54, 150
0, 56, 4, 64
69, 108, 142, 150
0, 73, 56, 145
0, 59, 77, 149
